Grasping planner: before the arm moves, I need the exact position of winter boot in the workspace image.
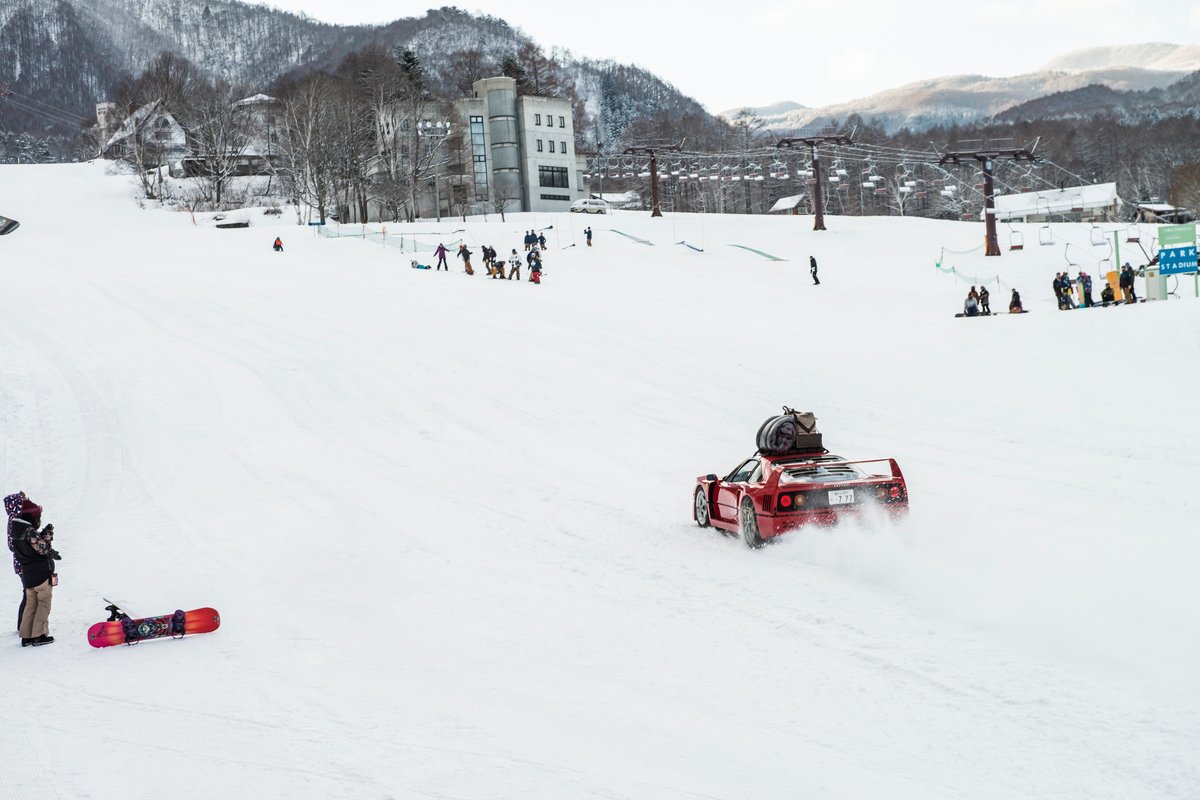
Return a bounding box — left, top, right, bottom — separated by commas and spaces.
21, 637, 33, 647
30, 635, 54, 646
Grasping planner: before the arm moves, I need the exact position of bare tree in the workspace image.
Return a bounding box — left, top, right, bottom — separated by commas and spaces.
278, 74, 339, 224
176, 79, 255, 207
490, 173, 520, 222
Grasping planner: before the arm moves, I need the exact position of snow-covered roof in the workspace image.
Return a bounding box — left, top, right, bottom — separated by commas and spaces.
990, 183, 1120, 220
1136, 203, 1179, 213
770, 194, 804, 213
102, 100, 188, 154
234, 94, 277, 108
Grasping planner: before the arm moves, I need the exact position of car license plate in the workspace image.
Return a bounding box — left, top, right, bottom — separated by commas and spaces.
828, 489, 855, 505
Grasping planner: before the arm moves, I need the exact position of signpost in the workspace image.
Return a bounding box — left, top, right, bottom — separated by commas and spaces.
1158, 223, 1198, 276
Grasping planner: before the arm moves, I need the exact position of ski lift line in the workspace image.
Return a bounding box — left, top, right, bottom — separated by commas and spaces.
5, 90, 90, 124
0, 95, 87, 128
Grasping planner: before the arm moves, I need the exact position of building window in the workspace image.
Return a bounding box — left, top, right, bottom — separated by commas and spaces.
561, 141, 567, 154
470, 117, 488, 199
549, 141, 555, 153
540, 194, 570, 201
559, 116, 566, 128
536, 140, 543, 152
539, 165, 569, 189
535, 113, 541, 125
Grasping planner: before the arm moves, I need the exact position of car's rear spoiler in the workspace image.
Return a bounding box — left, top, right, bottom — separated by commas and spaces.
781, 457, 905, 480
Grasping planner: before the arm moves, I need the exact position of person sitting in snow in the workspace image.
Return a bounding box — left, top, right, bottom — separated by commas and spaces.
963, 290, 980, 317
1101, 283, 1115, 305
273, 237, 284, 252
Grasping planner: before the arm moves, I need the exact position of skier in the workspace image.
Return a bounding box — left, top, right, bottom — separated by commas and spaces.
434, 243, 449, 271
809, 255, 819, 285
1009, 288, 1023, 313
979, 285, 990, 314
5, 493, 59, 647
457, 244, 474, 275
585, 226, 593, 247
272, 237, 284, 252
537, 232, 547, 250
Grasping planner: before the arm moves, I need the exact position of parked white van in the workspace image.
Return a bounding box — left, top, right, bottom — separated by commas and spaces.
570, 198, 610, 214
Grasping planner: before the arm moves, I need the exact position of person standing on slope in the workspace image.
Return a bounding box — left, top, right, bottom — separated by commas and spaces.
809, 256, 819, 285
537, 232, 547, 250
979, 285, 990, 314
457, 244, 475, 275
5, 493, 59, 647
434, 243, 449, 271
585, 226, 593, 247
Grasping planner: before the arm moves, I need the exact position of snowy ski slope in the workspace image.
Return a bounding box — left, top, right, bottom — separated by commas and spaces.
1, 161, 1198, 799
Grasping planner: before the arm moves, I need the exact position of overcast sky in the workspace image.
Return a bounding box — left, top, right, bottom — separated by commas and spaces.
253, 0, 1200, 111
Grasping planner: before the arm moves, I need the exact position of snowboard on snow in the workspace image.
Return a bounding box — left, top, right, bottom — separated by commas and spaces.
88, 600, 220, 648
0, 215, 18, 236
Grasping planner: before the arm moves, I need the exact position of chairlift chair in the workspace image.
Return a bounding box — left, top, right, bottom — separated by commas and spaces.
1126, 226, 1140, 243
1038, 225, 1054, 246
1089, 224, 1105, 247
1009, 229, 1024, 251
1070, 193, 1084, 213
1064, 243, 1079, 267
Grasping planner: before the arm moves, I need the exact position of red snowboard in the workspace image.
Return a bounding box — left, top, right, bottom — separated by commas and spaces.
88, 607, 221, 648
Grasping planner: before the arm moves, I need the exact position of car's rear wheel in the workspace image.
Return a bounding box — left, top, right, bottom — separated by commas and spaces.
739, 498, 766, 549
694, 487, 711, 528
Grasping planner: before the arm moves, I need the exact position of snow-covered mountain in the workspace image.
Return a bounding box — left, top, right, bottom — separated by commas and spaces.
0, 0, 707, 142
737, 43, 1200, 134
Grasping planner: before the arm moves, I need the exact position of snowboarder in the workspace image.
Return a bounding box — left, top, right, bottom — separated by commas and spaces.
458, 244, 474, 275
537, 232, 547, 250
5, 492, 27, 632
434, 243, 449, 271
5, 493, 58, 647
530, 256, 543, 284
964, 287, 980, 317
272, 237, 284, 252
979, 285, 990, 314
1009, 288, 1023, 313
1079, 271, 1094, 307
507, 249, 522, 280
809, 256, 819, 285
1120, 263, 1137, 303
585, 226, 593, 247
524, 231, 534, 252
1101, 283, 1115, 304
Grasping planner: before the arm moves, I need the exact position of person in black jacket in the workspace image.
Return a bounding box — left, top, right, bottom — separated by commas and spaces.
6, 493, 58, 646
809, 255, 819, 285
979, 285, 990, 314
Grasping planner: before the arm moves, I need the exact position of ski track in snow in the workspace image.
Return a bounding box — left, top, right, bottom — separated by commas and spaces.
1, 162, 1198, 799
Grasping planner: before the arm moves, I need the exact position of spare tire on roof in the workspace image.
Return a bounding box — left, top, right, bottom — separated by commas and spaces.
756, 407, 823, 455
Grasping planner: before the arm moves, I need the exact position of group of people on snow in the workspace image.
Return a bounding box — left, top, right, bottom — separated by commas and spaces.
432, 238, 546, 284
962, 285, 1024, 316
1054, 263, 1138, 310
6, 492, 58, 647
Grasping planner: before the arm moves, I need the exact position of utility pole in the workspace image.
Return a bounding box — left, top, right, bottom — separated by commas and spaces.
776, 131, 853, 231
939, 138, 1038, 256
624, 144, 681, 217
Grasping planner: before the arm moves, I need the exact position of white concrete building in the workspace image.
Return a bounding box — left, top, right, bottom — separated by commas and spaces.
458, 77, 584, 214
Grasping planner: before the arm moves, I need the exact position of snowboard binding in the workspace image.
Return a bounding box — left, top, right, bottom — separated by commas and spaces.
104, 600, 129, 622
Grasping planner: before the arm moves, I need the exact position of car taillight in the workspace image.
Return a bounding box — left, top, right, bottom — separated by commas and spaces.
890, 486, 902, 499
780, 494, 793, 508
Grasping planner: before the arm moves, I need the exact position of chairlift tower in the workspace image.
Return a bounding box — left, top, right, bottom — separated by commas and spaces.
939, 138, 1039, 256
776, 131, 854, 231
624, 143, 682, 217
